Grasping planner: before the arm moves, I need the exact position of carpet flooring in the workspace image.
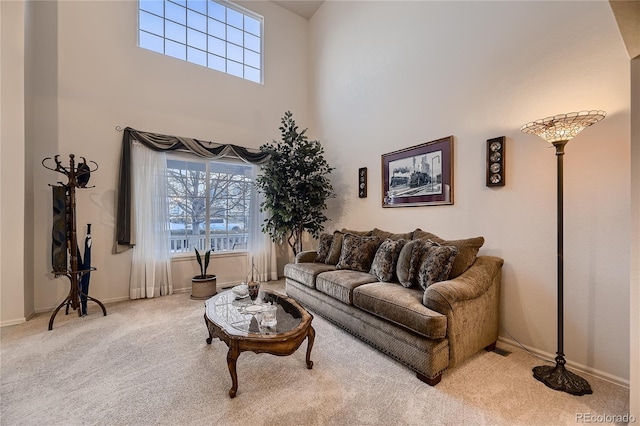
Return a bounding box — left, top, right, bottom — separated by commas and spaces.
0, 285, 630, 426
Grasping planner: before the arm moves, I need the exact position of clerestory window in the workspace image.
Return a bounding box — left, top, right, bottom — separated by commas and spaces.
138, 0, 263, 83
165, 154, 256, 255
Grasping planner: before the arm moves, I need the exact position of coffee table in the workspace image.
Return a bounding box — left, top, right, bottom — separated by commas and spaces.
204, 289, 315, 398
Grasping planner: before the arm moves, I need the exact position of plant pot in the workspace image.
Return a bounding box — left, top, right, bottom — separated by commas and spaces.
191, 274, 217, 300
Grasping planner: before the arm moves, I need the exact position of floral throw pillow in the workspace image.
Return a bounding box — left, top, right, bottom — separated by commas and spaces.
397, 240, 423, 288
336, 234, 383, 272
417, 243, 459, 290
370, 238, 406, 282
325, 231, 345, 265
413, 229, 484, 278
314, 233, 334, 263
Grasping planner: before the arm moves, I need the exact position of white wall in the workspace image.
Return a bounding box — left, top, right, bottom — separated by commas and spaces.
0, 0, 30, 326
23, 0, 309, 314
310, 1, 631, 382
630, 56, 639, 418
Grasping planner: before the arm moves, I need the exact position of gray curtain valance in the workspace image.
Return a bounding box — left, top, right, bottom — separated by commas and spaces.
116, 127, 269, 247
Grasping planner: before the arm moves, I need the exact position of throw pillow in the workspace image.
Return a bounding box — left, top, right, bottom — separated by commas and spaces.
341, 228, 373, 236
369, 238, 406, 282
396, 240, 423, 288
314, 233, 334, 263
417, 243, 459, 290
371, 228, 413, 241
336, 234, 382, 272
325, 231, 345, 265
413, 229, 485, 278
412, 229, 440, 241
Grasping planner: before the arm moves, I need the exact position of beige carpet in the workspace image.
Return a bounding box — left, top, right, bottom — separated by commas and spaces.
0, 285, 630, 426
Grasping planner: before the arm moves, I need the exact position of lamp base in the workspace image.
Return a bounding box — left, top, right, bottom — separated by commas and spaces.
532, 356, 593, 396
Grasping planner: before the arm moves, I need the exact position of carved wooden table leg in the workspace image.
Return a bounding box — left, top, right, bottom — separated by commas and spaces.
306, 325, 315, 369
227, 342, 240, 398
204, 314, 213, 344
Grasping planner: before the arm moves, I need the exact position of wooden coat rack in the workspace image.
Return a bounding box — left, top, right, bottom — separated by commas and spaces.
43, 154, 107, 330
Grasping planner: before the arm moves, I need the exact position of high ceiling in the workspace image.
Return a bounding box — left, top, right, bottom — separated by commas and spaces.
271, 1, 324, 20
609, 0, 640, 59
270, 1, 639, 59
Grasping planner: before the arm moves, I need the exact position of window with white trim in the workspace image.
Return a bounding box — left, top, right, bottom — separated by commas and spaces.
138, 0, 263, 83
166, 155, 256, 254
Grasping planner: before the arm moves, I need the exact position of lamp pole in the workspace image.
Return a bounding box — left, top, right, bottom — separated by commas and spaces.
554, 140, 567, 365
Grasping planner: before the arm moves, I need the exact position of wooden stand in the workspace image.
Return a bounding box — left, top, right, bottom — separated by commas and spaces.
43, 154, 107, 330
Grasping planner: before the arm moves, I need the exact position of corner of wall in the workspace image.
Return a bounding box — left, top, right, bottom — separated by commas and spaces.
629, 55, 639, 420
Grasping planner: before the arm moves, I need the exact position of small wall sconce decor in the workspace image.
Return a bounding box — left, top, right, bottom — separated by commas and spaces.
486, 136, 505, 187
358, 167, 367, 198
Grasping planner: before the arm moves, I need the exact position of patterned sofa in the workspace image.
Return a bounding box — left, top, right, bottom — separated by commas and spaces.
284, 228, 504, 385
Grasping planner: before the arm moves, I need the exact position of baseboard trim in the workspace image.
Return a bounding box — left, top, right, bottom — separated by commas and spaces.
21, 279, 280, 322
0, 318, 27, 327
498, 336, 630, 389
32, 282, 242, 315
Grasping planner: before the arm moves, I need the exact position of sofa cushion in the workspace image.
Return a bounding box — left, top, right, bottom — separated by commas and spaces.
412, 229, 439, 242
336, 234, 383, 272
325, 231, 345, 265
316, 270, 378, 305
353, 282, 447, 339
370, 238, 406, 282
396, 240, 423, 288
284, 262, 336, 289
413, 229, 485, 278
371, 228, 413, 241
417, 243, 458, 290
341, 228, 373, 236
314, 233, 334, 263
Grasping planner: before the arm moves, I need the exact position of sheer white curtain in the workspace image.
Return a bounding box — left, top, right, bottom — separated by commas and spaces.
129, 141, 173, 299
248, 167, 278, 282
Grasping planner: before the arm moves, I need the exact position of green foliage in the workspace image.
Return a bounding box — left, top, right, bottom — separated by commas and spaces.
194, 247, 212, 278
255, 111, 335, 256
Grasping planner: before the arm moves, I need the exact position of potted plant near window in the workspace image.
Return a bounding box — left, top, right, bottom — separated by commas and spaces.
191, 248, 217, 300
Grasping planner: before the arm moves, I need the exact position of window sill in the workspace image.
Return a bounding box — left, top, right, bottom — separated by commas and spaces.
171, 250, 248, 263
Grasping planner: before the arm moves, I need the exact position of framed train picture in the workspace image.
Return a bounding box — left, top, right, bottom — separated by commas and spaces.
381, 136, 453, 207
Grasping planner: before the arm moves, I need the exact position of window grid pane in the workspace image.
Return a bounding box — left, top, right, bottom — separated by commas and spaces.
140, 0, 164, 15
140, 11, 164, 37
138, 0, 263, 83
187, 9, 206, 31
166, 1, 186, 25
187, 0, 206, 14
166, 39, 186, 60
188, 46, 207, 66
139, 30, 164, 53
166, 21, 186, 43
188, 28, 206, 50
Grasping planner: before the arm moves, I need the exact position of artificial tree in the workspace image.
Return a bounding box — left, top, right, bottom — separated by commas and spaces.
256, 111, 334, 257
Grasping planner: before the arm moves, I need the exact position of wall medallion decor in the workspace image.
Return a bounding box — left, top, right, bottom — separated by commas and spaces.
358, 167, 367, 198
486, 136, 505, 187
381, 136, 453, 207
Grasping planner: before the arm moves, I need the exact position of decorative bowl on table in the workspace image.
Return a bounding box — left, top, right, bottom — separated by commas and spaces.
231, 283, 249, 298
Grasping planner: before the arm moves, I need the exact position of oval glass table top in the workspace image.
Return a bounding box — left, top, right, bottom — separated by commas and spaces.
205, 290, 303, 337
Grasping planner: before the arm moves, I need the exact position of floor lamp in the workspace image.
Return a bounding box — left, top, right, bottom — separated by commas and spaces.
520, 110, 606, 396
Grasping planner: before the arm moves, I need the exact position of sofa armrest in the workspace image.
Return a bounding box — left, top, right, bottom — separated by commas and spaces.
295, 251, 318, 263
423, 255, 504, 367
424, 255, 504, 308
